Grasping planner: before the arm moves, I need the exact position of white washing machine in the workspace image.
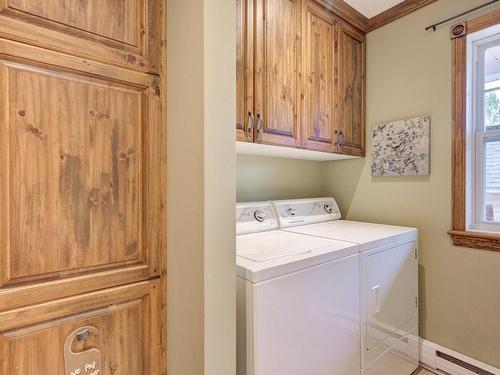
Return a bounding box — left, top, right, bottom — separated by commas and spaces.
236, 202, 361, 375
272, 198, 419, 375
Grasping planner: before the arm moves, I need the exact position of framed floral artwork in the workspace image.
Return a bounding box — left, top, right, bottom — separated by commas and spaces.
371, 115, 431, 176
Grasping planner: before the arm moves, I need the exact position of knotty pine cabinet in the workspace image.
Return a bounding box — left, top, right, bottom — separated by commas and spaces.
0, 0, 166, 373
236, 0, 366, 157
0, 280, 162, 375
0, 0, 163, 73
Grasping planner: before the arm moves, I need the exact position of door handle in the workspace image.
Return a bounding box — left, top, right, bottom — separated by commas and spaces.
256, 113, 264, 140
247, 111, 255, 138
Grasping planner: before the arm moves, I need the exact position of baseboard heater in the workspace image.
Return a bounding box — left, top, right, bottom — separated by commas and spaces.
435, 351, 495, 375
420, 340, 499, 375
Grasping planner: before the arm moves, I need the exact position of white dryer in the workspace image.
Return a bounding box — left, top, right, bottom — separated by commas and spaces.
236, 202, 361, 375
272, 198, 419, 375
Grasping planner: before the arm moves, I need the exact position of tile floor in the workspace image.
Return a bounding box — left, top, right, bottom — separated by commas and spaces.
414, 367, 437, 375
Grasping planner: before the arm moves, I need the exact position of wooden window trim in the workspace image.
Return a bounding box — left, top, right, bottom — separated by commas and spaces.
449, 9, 500, 253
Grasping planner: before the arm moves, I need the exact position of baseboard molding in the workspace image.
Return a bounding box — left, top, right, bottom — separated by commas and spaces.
419, 339, 500, 375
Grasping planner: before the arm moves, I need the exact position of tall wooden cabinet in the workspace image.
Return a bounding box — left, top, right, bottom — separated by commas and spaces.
237, 0, 366, 157
0, 1, 166, 374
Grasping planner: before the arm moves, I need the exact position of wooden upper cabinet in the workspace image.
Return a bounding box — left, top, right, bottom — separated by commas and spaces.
236, 0, 366, 156
0, 280, 162, 374
0, 40, 163, 295
236, 0, 254, 142
302, 1, 337, 153
0, 0, 162, 72
337, 21, 365, 156
254, 0, 302, 147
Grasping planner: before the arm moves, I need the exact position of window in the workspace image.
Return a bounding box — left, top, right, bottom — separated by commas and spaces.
449, 10, 500, 252
471, 34, 500, 232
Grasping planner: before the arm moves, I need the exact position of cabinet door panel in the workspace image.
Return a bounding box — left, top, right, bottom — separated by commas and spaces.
338, 22, 365, 156
0, 40, 162, 293
255, 0, 301, 147
0, 0, 162, 72
0, 280, 162, 375
236, 0, 254, 142
302, 2, 336, 152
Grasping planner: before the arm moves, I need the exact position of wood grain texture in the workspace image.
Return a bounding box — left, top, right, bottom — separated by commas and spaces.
0, 0, 166, 372
0, 280, 162, 375
255, 0, 302, 147
337, 21, 365, 156
449, 231, 500, 252
449, 9, 500, 253
313, 0, 368, 33
8, 0, 139, 45
236, 0, 366, 157
367, 0, 438, 32
0, 0, 161, 72
302, 0, 337, 152
236, 0, 254, 142
0, 43, 162, 288
450, 35, 467, 231
468, 8, 500, 34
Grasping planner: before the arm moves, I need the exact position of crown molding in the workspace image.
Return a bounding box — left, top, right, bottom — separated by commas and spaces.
316, 0, 369, 32
366, 0, 438, 32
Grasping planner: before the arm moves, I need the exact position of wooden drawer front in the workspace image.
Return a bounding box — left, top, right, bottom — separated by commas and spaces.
0, 280, 162, 375
0, 39, 163, 289
0, 0, 162, 72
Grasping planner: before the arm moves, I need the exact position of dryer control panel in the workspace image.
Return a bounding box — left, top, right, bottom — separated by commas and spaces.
272, 198, 341, 228
236, 202, 278, 235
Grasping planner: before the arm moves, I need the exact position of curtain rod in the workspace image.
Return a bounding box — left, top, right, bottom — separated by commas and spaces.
425, 0, 499, 31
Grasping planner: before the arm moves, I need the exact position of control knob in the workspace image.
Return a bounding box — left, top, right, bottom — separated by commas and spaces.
254, 210, 266, 222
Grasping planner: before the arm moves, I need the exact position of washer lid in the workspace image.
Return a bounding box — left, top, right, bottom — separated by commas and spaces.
283, 220, 417, 251
236, 230, 358, 283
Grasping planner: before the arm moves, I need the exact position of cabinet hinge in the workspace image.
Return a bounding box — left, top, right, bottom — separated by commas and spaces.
415, 296, 418, 308
414, 248, 418, 260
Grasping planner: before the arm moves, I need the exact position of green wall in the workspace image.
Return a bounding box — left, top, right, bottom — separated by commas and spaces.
237, 154, 324, 202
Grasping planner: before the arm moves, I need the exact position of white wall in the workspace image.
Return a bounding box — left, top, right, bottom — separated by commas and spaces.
167, 1, 236, 374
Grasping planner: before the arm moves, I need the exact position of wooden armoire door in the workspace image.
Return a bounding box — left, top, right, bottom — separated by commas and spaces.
337, 21, 365, 156
0, 1, 166, 374
254, 0, 302, 147
302, 0, 337, 153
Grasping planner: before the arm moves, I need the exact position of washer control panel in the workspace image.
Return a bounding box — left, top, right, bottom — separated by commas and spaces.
272, 197, 341, 228
236, 202, 278, 235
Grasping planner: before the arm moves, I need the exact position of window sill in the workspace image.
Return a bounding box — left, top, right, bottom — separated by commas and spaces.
448, 230, 500, 252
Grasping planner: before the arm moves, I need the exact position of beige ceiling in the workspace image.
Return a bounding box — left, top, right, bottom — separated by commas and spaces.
344, 0, 406, 18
